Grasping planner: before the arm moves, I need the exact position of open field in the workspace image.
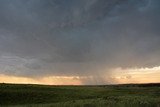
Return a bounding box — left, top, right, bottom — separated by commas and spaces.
0, 83, 160, 107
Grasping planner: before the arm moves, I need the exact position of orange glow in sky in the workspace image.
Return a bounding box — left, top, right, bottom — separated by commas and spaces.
0, 74, 82, 85
0, 66, 160, 85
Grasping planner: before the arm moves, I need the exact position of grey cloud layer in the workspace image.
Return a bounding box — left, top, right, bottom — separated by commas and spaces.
0, 0, 160, 83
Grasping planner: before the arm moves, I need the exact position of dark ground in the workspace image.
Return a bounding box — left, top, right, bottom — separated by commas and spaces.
0, 83, 160, 107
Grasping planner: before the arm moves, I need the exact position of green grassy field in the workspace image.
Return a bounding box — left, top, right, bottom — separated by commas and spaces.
0, 83, 160, 107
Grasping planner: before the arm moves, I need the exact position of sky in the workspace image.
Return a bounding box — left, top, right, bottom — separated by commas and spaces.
0, 0, 160, 85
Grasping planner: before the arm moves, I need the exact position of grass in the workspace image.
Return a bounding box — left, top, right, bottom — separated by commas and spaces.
0, 83, 160, 107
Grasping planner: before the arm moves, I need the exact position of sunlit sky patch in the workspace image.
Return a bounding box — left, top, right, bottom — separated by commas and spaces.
0, 66, 160, 85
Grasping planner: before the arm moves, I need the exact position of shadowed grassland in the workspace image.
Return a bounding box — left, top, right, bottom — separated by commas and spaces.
0, 83, 160, 107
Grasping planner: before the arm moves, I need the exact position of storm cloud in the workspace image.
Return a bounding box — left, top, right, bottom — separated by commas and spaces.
0, 0, 160, 84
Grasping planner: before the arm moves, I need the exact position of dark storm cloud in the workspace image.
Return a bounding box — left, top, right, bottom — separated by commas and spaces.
0, 0, 160, 84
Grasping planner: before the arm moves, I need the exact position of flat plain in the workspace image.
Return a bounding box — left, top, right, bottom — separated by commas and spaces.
0, 83, 160, 107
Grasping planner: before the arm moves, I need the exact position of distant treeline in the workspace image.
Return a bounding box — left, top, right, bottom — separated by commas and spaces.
0, 83, 160, 87
98, 83, 160, 87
